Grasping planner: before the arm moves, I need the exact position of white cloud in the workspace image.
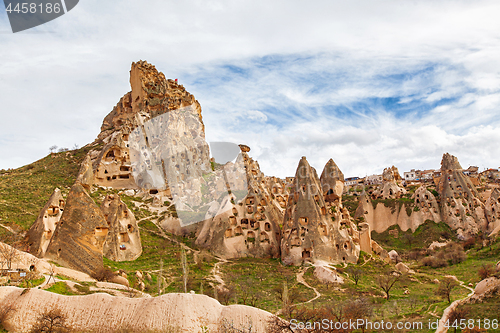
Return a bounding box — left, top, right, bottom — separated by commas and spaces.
1, 0, 500, 180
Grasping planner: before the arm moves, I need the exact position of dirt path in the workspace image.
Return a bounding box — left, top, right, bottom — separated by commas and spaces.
295, 267, 321, 305
435, 279, 475, 333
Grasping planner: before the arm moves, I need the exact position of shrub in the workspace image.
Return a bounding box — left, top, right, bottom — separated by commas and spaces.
478, 263, 496, 280
92, 267, 115, 282
421, 256, 448, 268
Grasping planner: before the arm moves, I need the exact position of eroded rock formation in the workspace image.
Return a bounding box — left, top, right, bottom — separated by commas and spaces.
281, 157, 359, 265
195, 148, 281, 259
25, 188, 65, 257
437, 153, 487, 238
44, 183, 108, 276
371, 166, 406, 199
357, 154, 490, 238
485, 188, 500, 234
101, 194, 142, 261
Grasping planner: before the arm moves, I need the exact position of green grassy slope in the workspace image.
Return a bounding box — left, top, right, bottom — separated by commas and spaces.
0, 146, 91, 230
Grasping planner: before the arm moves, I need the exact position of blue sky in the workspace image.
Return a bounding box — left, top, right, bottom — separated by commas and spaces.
1, 0, 500, 178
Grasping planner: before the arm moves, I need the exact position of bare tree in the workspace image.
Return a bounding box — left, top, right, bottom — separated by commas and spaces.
181, 247, 188, 293
218, 285, 236, 305
376, 270, 401, 300
0, 242, 19, 270
346, 266, 363, 285
49, 145, 58, 154
219, 318, 255, 333
46, 263, 56, 285
158, 259, 163, 296
30, 307, 70, 333
438, 277, 459, 303
448, 306, 469, 333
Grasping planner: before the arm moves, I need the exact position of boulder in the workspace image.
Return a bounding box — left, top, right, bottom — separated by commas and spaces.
395, 262, 411, 273
388, 250, 399, 262
314, 266, 344, 284
109, 275, 129, 287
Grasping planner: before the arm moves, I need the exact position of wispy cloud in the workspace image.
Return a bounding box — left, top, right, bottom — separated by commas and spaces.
1, 0, 500, 179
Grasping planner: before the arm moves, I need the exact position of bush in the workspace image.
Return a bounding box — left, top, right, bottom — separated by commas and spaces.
91, 267, 115, 282
421, 256, 448, 268
478, 263, 496, 280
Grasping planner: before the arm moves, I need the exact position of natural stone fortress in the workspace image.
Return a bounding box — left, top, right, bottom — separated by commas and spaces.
24, 61, 499, 276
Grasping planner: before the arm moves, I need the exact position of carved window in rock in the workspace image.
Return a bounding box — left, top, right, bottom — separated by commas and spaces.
299, 217, 308, 225
47, 206, 59, 216
260, 198, 267, 206
241, 218, 249, 229
246, 206, 253, 214
94, 227, 109, 238
149, 189, 158, 194
225, 228, 233, 238
291, 237, 301, 246
260, 232, 270, 242
247, 231, 255, 241
235, 226, 242, 235
319, 224, 328, 236
321, 207, 326, 215
302, 249, 311, 258
119, 232, 130, 243
229, 216, 237, 226
265, 222, 271, 231
232, 208, 238, 215
127, 224, 133, 232
250, 220, 259, 230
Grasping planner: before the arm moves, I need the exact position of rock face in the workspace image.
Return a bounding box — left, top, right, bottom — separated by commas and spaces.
485, 188, 500, 234
437, 153, 487, 238
0, 287, 273, 333
357, 154, 489, 237
91, 60, 205, 191
25, 189, 65, 257
320, 158, 344, 202
281, 157, 359, 265
195, 148, 281, 259
44, 183, 108, 276
372, 166, 406, 199
101, 194, 142, 261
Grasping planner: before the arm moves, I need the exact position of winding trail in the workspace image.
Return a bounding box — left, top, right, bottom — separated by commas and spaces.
295, 267, 321, 305
435, 278, 475, 333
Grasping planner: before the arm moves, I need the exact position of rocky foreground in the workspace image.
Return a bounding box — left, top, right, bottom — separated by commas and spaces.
0, 287, 273, 332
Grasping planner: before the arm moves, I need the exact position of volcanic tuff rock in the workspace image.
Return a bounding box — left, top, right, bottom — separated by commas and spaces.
44, 183, 108, 276
437, 153, 487, 237
25, 188, 65, 258
372, 166, 406, 199
195, 149, 282, 259
357, 153, 490, 237
101, 194, 142, 262
0, 287, 273, 333
485, 188, 500, 234
91, 60, 205, 191
320, 158, 344, 202
281, 157, 359, 265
